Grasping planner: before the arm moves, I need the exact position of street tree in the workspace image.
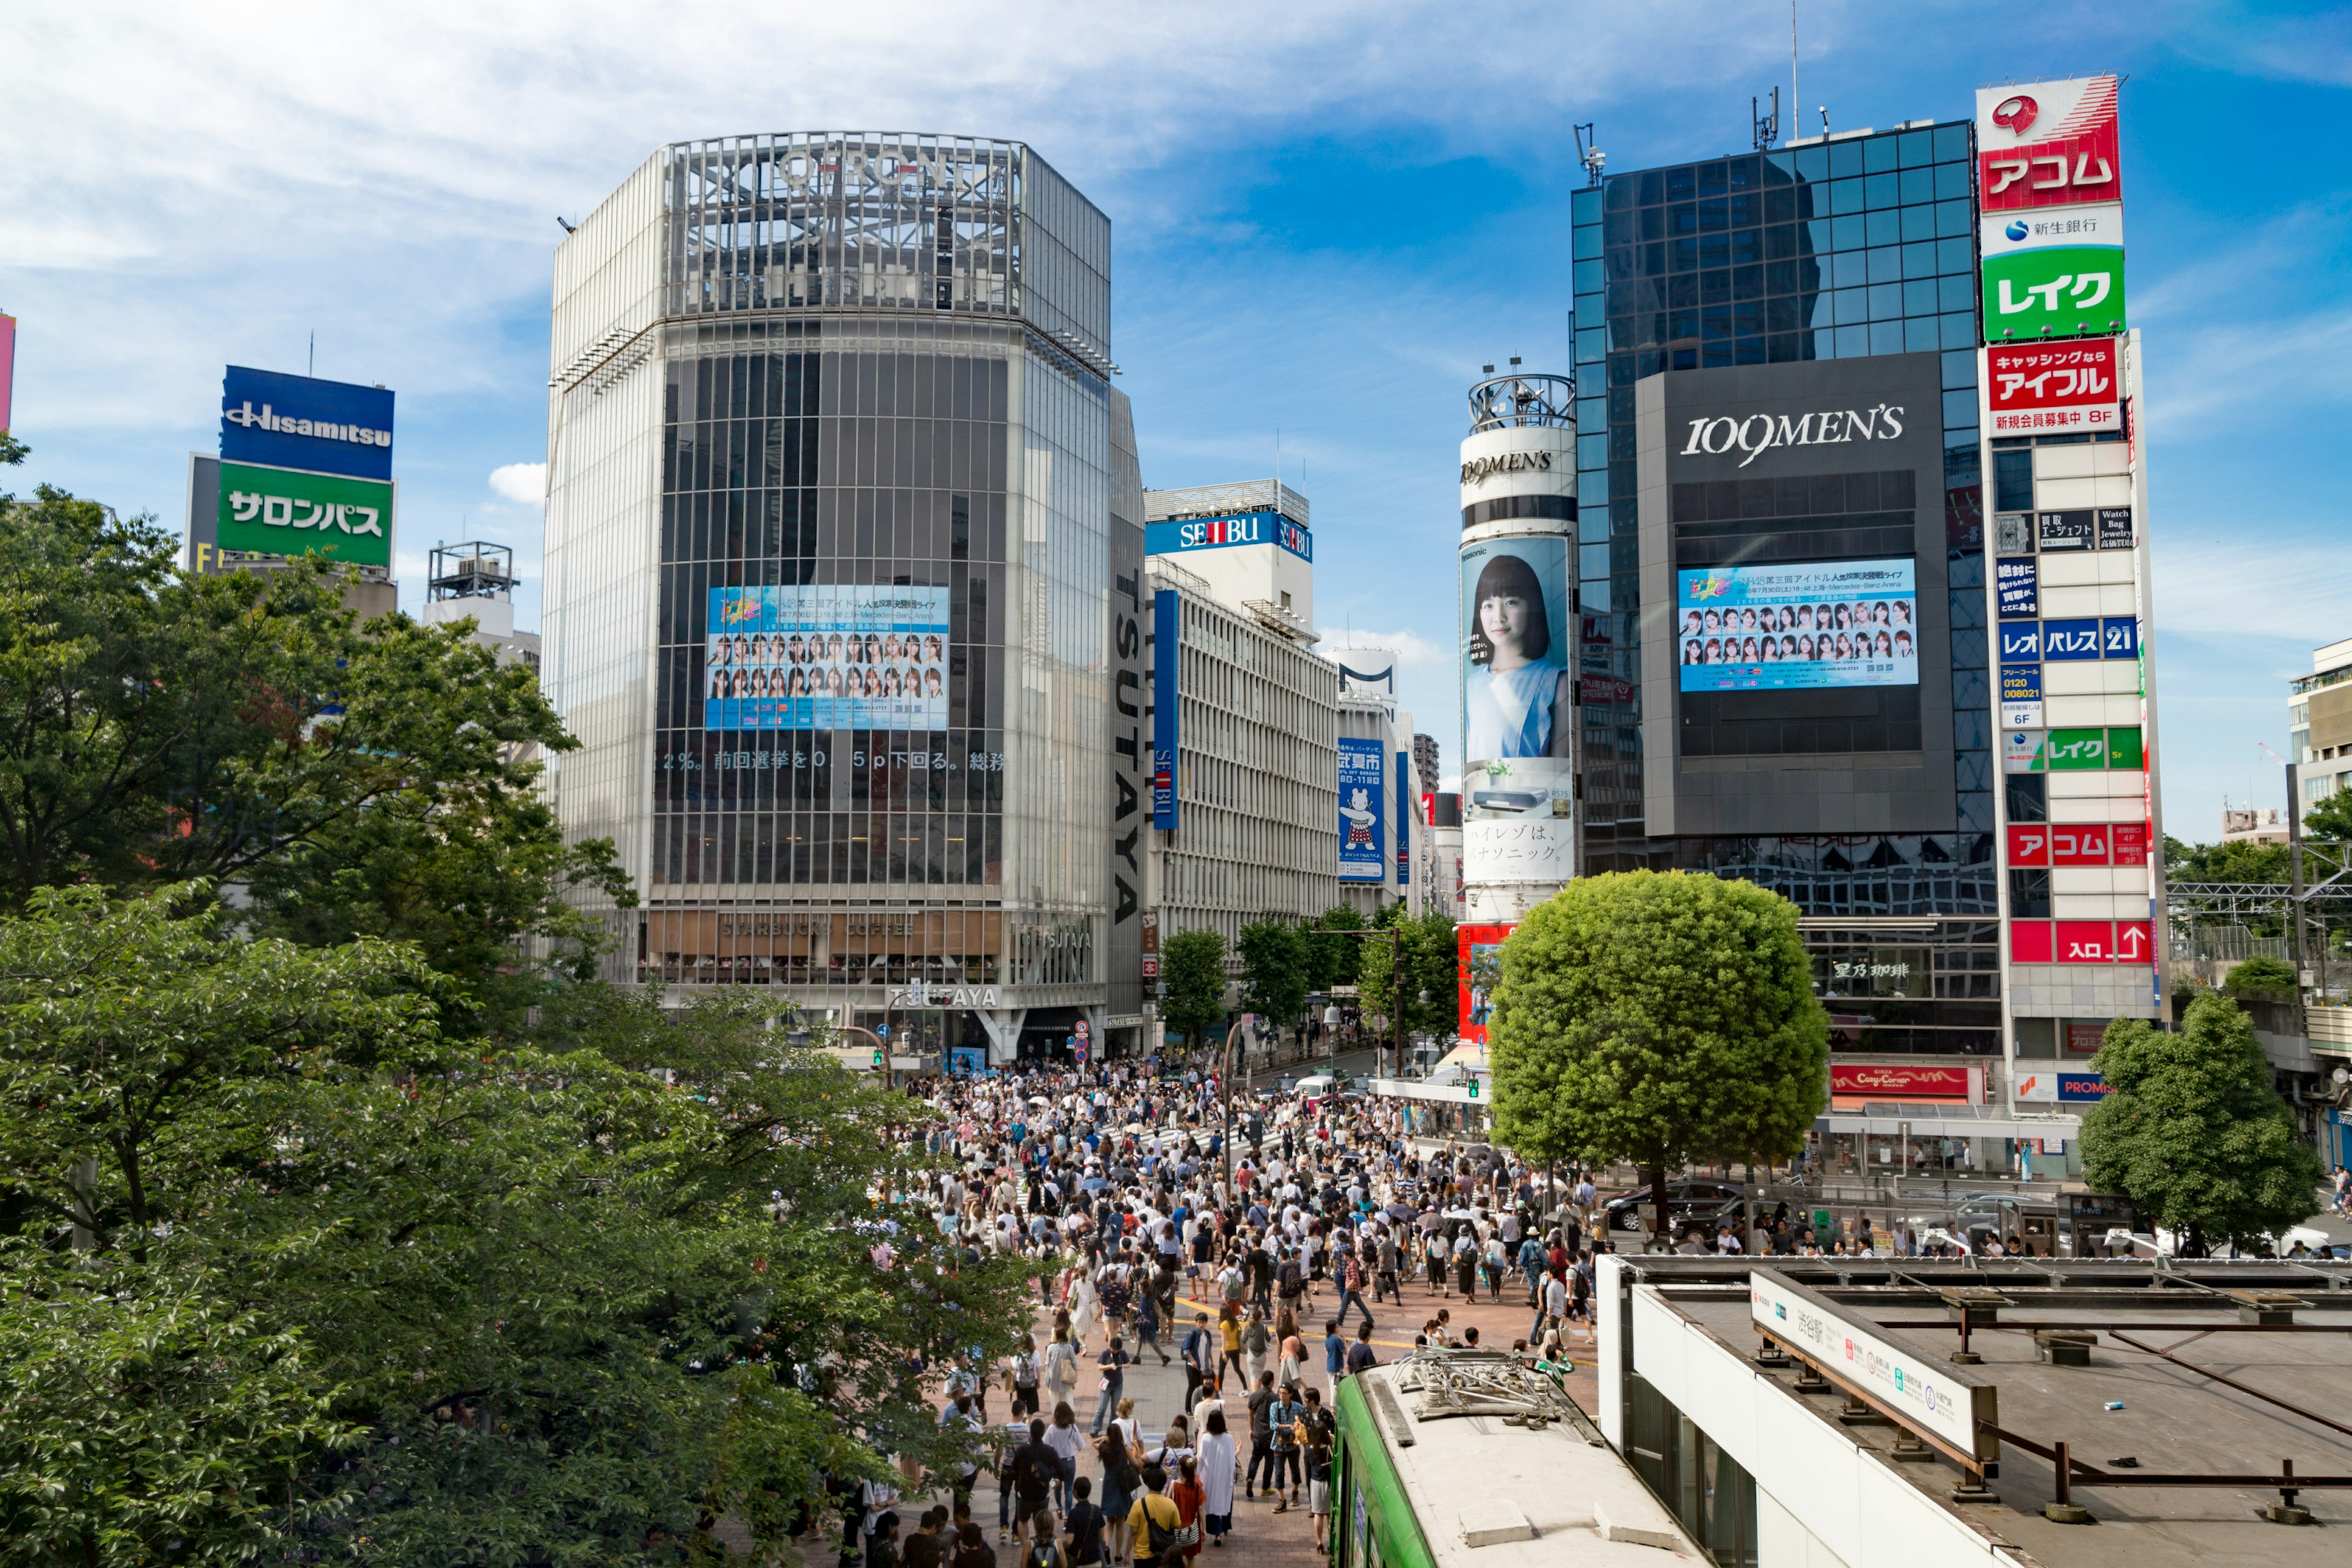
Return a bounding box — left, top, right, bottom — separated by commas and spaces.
0, 486, 627, 1024
1488, 870, 1828, 1241
1159, 927, 1229, 1050
2082, 995, 2324, 1255
1236, 918, 1310, 1043
1355, 912, 1460, 1060
2223, 954, 2299, 997
0, 884, 1033, 1565
1303, 903, 1365, 994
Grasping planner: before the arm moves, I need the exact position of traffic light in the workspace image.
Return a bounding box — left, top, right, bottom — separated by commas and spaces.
872, 1047, 885, 1069
1468, 1079, 1480, 1099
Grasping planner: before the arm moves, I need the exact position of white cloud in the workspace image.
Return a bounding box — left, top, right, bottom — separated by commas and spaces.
489, 461, 546, 506
1318, 625, 1448, 666
2151, 532, 2352, 646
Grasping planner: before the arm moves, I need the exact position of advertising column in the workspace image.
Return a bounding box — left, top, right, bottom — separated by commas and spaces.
192, 366, 398, 579
1455, 371, 1575, 1038
1978, 77, 2161, 1120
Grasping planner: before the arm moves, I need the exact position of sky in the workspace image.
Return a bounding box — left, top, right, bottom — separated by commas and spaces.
4, 1, 2348, 840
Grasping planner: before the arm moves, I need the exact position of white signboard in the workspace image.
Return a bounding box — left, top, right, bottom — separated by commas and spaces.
1748, 1267, 1997, 1461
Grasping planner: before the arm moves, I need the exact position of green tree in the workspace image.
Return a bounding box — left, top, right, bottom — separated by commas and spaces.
0, 885, 1032, 1564
1488, 870, 1828, 1240
0, 486, 627, 1021
2082, 995, 2324, 1255
2223, 954, 2299, 997
2305, 787, 2352, 842
1303, 903, 1363, 994
0, 431, 23, 467
2163, 834, 2290, 884
1236, 919, 1310, 1040
1355, 913, 1460, 1057
1160, 927, 1229, 1050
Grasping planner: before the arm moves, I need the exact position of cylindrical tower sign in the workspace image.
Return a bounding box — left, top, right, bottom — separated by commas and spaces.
1457, 371, 1577, 929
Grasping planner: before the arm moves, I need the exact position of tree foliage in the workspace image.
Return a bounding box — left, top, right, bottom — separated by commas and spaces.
0, 886, 1032, 1565
1303, 903, 1363, 995
1235, 919, 1310, 1035
2223, 954, 2299, 997
1354, 912, 1459, 1047
2082, 995, 2324, 1254
0, 486, 627, 1023
1160, 927, 1229, 1048
1488, 871, 1828, 1234
2163, 834, 2290, 884
2305, 787, 2352, 842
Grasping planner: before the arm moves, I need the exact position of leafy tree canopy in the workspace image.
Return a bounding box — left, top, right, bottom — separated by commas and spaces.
1355, 912, 1459, 1048
1303, 903, 1363, 995
1488, 871, 1827, 1233
1160, 927, 1229, 1047
2082, 995, 2323, 1254
2163, 834, 2290, 885
1236, 918, 1310, 1033
2223, 954, 2299, 996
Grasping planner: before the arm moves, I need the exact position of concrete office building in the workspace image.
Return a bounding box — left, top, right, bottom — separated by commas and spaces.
2290, 636, 2352, 815
1142, 480, 1340, 962
540, 132, 1142, 1066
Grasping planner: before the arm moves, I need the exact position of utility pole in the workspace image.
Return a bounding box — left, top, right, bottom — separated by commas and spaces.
2289, 760, 2307, 982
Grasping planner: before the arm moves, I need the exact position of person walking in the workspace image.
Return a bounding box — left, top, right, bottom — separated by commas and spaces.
1126, 1465, 1187, 1568
1267, 1384, 1303, 1512
1092, 1336, 1132, 1436
1335, 1248, 1373, 1333
1298, 1388, 1336, 1551
1178, 1312, 1213, 1412
1045, 1401, 1087, 1513
1197, 1412, 1237, 1549
1242, 1371, 1276, 1500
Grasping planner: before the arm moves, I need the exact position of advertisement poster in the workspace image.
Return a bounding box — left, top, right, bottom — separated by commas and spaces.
1337, 737, 1387, 883
1975, 76, 2122, 215
703, 584, 950, 731
1983, 246, 2128, 337
219, 366, 396, 481
1983, 338, 2122, 436
216, 460, 394, 570
1460, 535, 1572, 767
1996, 557, 2038, 618
1676, 559, 1917, 692
1456, 923, 1513, 1045
2000, 665, 2043, 729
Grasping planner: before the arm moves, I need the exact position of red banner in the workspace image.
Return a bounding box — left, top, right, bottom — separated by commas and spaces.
1985, 338, 2123, 437
1456, 923, 1513, 1045
1830, 1063, 1972, 1101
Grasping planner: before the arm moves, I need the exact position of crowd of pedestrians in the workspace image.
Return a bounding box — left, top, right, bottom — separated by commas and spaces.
831, 1055, 1612, 1568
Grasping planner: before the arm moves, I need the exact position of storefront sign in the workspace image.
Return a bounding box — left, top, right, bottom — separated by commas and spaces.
2037, 510, 2095, 552
2097, 507, 2135, 549
1996, 557, 2039, 619
1749, 1267, 1997, 1461
1983, 337, 2123, 436
1143, 509, 1311, 562
2000, 664, 2043, 728
220, 365, 396, 481
2014, 1069, 2059, 1103
1829, 1063, 1972, 1101
1338, 737, 1387, 883
1152, 590, 1180, 829
1975, 77, 2123, 215
1983, 247, 2128, 338
2057, 1071, 2114, 1102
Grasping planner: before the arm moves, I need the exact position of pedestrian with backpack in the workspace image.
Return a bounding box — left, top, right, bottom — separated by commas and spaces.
1126, 1465, 1191, 1568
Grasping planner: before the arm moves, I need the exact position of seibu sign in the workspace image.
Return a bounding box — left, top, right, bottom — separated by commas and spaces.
1976, 76, 2122, 214
1982, 339, 2121, 436
1830, 1063, 1975, 1101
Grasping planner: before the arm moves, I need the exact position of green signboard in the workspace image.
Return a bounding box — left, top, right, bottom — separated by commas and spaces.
216, 460, 394, 570
2043, 728, 2109, 771
1982, 246, 2127, 340
2106, 726, 2144, 770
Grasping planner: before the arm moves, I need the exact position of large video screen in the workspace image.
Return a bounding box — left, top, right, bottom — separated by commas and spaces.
704, 584, 951, 731
1676, 560, 1917, 693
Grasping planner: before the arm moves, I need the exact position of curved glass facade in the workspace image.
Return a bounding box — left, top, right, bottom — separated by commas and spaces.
544, 134, 1117, 1049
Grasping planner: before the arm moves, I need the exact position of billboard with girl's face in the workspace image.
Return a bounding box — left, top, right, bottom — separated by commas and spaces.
1460, 536, 1573, 767
704, 584, 950, 731
1676, 559, 1917, 693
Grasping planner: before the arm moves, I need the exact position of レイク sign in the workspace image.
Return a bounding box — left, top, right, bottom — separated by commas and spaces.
1983, 339, 2122, 434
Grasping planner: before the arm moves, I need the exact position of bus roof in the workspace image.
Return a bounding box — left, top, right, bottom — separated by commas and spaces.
1344, 1355, 1700, 1566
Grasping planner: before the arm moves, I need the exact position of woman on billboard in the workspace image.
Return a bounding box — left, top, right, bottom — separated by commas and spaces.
1464, 552, 1570, 760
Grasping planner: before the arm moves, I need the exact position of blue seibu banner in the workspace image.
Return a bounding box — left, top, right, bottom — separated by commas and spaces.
1144, 509, 1311, 562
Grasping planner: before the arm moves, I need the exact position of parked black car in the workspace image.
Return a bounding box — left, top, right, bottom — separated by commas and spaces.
1600, 1178, 1749, 1232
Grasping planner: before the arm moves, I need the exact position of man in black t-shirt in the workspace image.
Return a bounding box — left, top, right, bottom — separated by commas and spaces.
1243, 1370, 1277, 1497
1060, 1477, 1105, 1567
1011, 1419, 1058, 1548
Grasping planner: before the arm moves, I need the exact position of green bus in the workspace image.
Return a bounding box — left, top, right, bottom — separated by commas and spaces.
1330, 1352, 1700, 1568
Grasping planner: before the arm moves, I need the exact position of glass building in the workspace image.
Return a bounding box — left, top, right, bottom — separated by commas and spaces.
1569, 121, 1997, 1057
541, 133, 1140, 1063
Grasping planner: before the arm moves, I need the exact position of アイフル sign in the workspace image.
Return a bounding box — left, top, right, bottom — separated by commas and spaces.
1983, 339, 2122, 435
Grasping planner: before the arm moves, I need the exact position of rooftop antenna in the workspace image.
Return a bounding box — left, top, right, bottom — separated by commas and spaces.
1753, 86, 1781, 149
1574, 123, 1605, 187
308, 331, 315, 377
1792, 3, 1800, 140
1820, 105, 1831, 138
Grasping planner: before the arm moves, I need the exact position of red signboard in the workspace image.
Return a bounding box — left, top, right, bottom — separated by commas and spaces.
2010, 921, 2054, 963
1984, 339, 2122, 436
2113, 919, 2154, 963
2050, 823, 2112, 866
0, 313, 14, 435
1830, 1063, 1972, 1101
1457, 922, 1513, 1046
2112, 822, 2149, 864
2056, 920, 2117, 963
2007, 824, 2050, 867
1977, 77, 2122, 214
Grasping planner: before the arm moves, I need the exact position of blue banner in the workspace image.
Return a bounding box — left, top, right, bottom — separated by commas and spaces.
1997, 622, 2042, 662
220, 366, 395, 481
1153, 590, 1180, 829
1996, 557, 2038, 619
2041, 617, 2101, 661
1144, 510, 1311, 562
1395, 747, 1411, 885
1338, 737, 1386, 883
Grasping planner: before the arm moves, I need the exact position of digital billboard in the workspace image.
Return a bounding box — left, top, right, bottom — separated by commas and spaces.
1676, 560, 1917, 692
1460, 535, 1572, 767
1337, 736, 1387, 883
703, 584, 950, 731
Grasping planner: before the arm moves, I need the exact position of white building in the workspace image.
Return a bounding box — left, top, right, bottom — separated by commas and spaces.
2290, 635, 2352, 819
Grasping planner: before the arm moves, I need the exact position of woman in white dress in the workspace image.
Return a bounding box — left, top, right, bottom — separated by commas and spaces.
1197, 1410, 1238, 1547
1068, 1268, 1101, 1351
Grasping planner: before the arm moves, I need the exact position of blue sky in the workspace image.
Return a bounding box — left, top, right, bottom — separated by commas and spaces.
5, 1, 2348, 840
